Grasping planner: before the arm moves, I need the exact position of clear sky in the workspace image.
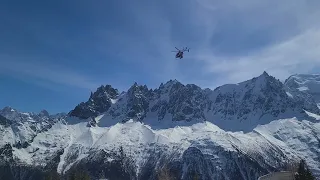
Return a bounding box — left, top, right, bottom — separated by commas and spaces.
1, 0, 320, 114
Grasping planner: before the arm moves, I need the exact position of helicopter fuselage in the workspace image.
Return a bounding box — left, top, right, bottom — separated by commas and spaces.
175, 51, 183, 59
172, 47, 189, 59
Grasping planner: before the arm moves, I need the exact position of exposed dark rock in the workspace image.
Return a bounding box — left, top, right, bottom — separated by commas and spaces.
69, 85, 119, 119
68, 72, 320, 131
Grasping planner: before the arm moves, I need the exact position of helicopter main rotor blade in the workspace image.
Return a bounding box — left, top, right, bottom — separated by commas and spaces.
175, 47, 179, 50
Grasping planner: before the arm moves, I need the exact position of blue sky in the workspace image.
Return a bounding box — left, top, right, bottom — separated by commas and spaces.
1, 0, 320, 114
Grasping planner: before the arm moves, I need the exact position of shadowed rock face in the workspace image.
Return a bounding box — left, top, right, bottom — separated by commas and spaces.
2, 146, 265, 180
1, 72, 320, 180
0, 126, 297, 180
0, 144, 44, 180
285, 74, 320, 111
69, 85, 119, 119
0, 115, 11, 127
67, 72, 320, 131
258, 171, 294, 180
58, 146, 272, 180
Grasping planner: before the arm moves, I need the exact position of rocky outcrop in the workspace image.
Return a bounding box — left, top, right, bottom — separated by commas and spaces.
69, 85, 119, 119
68, 72, 320, 131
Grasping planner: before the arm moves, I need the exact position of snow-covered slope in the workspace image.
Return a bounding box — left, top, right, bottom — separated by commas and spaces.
69, 85, 119, 119
0, 107, 65, 149
285, 74, 320, 111
285, 74, 320, 101
2, 72, 320, 179
70, 72, 320, 132
1, 115, 319, 179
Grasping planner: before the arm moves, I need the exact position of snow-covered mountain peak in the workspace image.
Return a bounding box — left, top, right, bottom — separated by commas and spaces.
245, 71, 282, 91
39, 109, 50, 117
287, 74, 320, 81
0, 106, 31, 122
252, 70, 269, 82
67, 71, 320, 132
0, 107, 63, 156
155, 79, 185, 97
285, 74, 320, 90
1, 106, 16, 114
285, 74, 320, 102
69, 84, 119, 119
2, 72, 320, 179
213, 71, 280, 94
2, 115, 320, 179
93, 84, 119, 99
206, 72, 306, 131
163, 79, 181, 87
284, 74, 320, 114
127, 82, 149, 94
0, 107, 62, 123
255, 71, 278, 83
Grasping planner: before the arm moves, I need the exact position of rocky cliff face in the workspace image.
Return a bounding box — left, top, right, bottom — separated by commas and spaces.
1, 72, 320, 180
208, 72, 298, 121
1, 116, 319, 180
69, 85, 119, 119
69, 72, 320, 131
0, 107, 65, 152
0, 108, 66, 180
284, 74, 320, 110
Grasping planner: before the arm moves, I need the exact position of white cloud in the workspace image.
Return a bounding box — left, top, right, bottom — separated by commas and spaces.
190, 0, 320, 85
195, 28, 320, 84
0, 54, 100, 90
3, 0, 320, 91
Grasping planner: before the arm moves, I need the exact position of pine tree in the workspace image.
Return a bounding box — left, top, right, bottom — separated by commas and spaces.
44, 170, 60, 180
67, 168, 91, 180
119, 146, 124, 165
295, 159, 315, 180
193, 173, 200, 180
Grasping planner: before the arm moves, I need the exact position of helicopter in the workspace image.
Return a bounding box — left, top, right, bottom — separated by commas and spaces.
171, 47, 190, 59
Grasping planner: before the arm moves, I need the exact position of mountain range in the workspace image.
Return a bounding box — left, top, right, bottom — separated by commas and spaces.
69, 71, 320, 131
1, 72, 320, 180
